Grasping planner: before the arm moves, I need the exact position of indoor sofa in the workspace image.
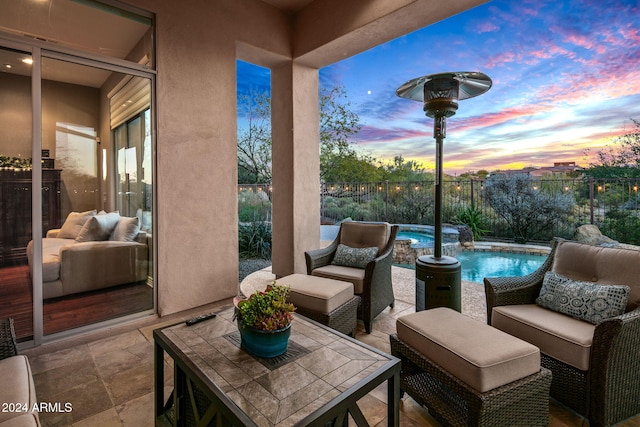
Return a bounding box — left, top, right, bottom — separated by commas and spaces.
484, 238, 640, 427
27, 210, 149, 299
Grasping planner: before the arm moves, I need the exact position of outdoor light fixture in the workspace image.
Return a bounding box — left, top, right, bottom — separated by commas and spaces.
396, 71, 491, 311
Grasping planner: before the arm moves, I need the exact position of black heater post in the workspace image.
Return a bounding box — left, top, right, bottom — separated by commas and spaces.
396, 72, 491, 312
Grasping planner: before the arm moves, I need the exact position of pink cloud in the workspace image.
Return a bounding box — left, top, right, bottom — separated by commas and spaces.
476, 21, 499, 34
450, 104, 553, 133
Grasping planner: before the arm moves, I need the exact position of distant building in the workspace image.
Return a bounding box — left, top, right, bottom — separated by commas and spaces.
495, 162, 584, 178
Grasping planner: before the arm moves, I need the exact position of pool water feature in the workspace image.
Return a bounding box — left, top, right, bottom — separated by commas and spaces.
395, 231, 434, 247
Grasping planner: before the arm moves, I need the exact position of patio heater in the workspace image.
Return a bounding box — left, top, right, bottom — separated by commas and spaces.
396, 71, 492, 311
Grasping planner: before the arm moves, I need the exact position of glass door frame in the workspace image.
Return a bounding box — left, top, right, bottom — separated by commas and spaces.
0, 31, 157, 347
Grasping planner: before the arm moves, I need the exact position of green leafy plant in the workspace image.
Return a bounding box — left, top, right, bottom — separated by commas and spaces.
238, 221, 272, 259
236, 284, 296, 331
453, 206, 489, 241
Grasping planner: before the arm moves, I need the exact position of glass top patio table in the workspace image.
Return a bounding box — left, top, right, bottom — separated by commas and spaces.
154, 306, 400, 426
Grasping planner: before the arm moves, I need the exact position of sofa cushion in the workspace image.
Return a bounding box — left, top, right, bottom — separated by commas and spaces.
331, 244, 377, 269
75, 211, 120, 242
57, 210, 96, 239
109, 216, 140, 242
492, 304, 596, 371
26, 238, 74, 282
0, 413, 40, 427
339, 222, 390, 254
552, 239, 640, 312
537, 271, 630, 324
397, 308, 540, 393
312, 265, 365, 294
276, 274, 354, 314
0, 356, 38, 424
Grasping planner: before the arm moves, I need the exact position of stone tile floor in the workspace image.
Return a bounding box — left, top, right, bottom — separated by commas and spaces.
21, 266, 639, 426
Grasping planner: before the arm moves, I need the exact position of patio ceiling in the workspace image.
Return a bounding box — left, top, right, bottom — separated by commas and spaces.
261, 0, 315, 13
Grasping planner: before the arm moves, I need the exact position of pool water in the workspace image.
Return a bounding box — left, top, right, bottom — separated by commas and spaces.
456, 251, 545, 283
398, 251, 546, 283
396, 231, 434, 247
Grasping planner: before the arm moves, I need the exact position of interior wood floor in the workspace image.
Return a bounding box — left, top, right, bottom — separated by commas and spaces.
0, 264, 153, 340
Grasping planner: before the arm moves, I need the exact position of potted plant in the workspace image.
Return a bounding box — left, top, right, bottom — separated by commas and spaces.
235, 283, 296, 358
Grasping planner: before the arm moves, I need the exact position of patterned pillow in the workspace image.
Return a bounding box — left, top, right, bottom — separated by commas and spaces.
536, 271, 630, 324
331, 244, 378, 269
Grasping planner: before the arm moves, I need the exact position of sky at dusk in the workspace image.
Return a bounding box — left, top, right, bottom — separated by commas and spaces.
238, 0, 640, 175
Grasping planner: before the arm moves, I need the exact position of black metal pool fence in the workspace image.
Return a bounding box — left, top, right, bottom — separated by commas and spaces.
238, 178, 640, 244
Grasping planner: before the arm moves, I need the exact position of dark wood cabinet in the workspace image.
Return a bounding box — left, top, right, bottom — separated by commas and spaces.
0, 169, 61, 266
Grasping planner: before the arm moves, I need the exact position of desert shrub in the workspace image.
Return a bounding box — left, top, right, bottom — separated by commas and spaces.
599, 208, 640, 245
239, 221, 272, 259
484, 174, 575, 243
238, 190, 271, 223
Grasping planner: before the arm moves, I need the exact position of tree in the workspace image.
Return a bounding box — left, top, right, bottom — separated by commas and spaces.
380, 155, 427, 182
586, 118, 640, 178
237, 90, 272, 183
484, 174, 575, 243
237, 85, 377, 183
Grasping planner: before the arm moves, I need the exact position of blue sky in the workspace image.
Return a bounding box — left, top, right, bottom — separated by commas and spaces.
238, 0, 640, 175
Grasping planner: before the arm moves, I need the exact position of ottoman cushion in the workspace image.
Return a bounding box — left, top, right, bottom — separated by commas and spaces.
396, 307, 540, 392
276, 274, 354, 314
311, 266, 365, 294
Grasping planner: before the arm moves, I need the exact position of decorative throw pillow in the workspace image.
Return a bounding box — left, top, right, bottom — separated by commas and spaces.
536, 271, 630, 324
57, 210, 97, 239
75, 211, 120, 242
109, 216, 140, 242
331, 244, 378, 269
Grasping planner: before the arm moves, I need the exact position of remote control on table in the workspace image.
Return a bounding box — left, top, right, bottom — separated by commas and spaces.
185, 312, 217, 326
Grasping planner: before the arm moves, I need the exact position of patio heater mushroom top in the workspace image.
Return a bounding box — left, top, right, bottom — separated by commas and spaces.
396, 71, 492, 117
396, 71, 491, 312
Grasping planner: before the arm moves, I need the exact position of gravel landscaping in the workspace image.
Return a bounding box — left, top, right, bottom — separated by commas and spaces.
239, 258, 271, 282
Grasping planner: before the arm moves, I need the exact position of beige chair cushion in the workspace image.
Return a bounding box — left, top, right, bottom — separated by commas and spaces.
339, 222, 390, 254
552, 239, 640, 312
397, 308, 540, 393
276, 274, 354, 314
311, 265, 365, 294
492, 304, 595, 371
0, 356, 38, 424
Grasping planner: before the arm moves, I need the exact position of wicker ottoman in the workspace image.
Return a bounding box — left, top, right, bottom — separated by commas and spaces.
390, 308, 552, 427
275, 274, 360, 336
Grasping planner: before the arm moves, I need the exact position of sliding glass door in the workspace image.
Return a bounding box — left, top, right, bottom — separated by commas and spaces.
0, 0, 155, 344
39, 57, 154, 337
0, 46, 34, 341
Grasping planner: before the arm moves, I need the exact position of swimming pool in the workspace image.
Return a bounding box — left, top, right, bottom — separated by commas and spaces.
398, 250, 547, 283
457, 251, 546, 283
396, 231, 434, 247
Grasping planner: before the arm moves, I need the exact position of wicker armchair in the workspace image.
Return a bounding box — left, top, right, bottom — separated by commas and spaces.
0, 318, 18, 360
305, 221, 398, 333
484, 238, 640, 427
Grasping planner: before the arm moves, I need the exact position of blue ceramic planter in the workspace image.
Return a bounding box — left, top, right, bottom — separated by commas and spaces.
238, 321, 291, 358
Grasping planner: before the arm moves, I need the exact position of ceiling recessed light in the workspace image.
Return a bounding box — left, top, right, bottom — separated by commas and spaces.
4, 64, 11, 69
22, 58, 33, 65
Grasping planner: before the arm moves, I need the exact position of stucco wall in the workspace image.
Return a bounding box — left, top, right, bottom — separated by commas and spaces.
122, 0, 293, 315
124, 0, 487, 316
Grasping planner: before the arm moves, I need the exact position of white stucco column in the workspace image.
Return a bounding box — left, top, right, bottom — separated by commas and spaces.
271, 61, 320, 277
